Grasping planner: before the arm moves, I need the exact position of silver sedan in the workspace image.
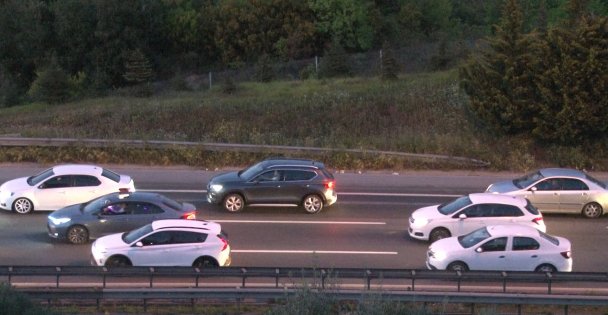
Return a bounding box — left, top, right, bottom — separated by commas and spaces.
486, 168, 608, 218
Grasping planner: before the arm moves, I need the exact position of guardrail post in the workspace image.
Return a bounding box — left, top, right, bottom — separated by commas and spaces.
456, 270, 461, 292
55, 267, 61, 288
195, 267, 201, 288
149, 267, 154, 288
411, 270, 416, 291
275, 268, 280, 288
102, 267, 107, 288
241, 268, 247, 287
7, 267, 12, 285
502, 271, 507, 293
365, 270, 371, 290
546, 272, 552, 294
321, 269, 326, 289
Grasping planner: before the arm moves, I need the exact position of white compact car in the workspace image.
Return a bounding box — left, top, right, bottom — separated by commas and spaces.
0, 164, 135, 214
426, 224, 572, 272
409, 193, 545, 242
91, 219, 231, 267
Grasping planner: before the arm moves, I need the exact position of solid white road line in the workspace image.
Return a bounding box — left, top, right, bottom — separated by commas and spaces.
139, 189, 459, 198
232, 250, 398, 255
213, 220, 385, 225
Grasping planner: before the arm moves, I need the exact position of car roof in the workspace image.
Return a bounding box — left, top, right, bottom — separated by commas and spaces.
151, 219, 222, 234
486, 224, 540, 237
468, 193, 527, 207
261, 158, 325, 169
52, 164, 104, 176
109, 191, 166, 202
539, 168, 585, 178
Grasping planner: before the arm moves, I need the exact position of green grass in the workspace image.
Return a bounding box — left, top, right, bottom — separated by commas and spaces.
0, 71, 606, 171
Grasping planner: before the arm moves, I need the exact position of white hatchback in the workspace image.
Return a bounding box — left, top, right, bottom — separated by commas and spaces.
426, 224, 572, 272
408, 193, 545, 242
91, 219, 231, 267
0, 164, 135, 214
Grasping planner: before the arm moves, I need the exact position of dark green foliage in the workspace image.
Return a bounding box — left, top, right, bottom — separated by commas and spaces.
255, 54, 275, 83
222, 77, 237, 94
430, 40, 452, 71
381, 41, 399, 80
460, 0, 539, 135
123, 49, 153, 84
28, 61, 70, 104
319, 40, 352, 78
0, 283, 56, 315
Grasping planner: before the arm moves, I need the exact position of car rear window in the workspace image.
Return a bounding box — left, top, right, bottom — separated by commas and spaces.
539, 230, 559, 246
524, 200, 540, 215
161, 196, 183, 211
585, 174, 607, 189
27, 168, 54, 186
320, 168, 334, 180
101, 168, 121, 183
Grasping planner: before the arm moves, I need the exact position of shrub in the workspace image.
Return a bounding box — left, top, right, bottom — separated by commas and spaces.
28, 61, 70, 104
0, 283, 56, 315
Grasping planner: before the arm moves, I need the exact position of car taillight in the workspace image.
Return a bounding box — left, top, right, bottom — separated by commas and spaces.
119, 188, 130, 193
561, 251, 571, 259
218, 235, 228, 251
532, 217, 543, 225
180, 212, 196, 220
325, 181, 335, 189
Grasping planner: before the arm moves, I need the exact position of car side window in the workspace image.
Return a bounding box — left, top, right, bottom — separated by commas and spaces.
139, 231, 172, 246
284, 170, 316, 181
73, 175, 101, 187
256, 170, 283, 182
491, 204, 524, 217
513, 237, 540, 250
131, 202, 164, 215
479, 237, 507, 252
535, 179, 560, 191
172, 231, 208, 244
457, 205, 483, 218
41, 176, 73, 189
561, 178, 588, 191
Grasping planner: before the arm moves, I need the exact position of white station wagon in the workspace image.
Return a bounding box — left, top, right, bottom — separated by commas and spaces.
409, 193, 546, 242
0, 164, 135, 214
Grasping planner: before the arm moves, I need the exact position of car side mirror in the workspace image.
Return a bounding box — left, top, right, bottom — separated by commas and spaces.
475, 247, 483, 253
135, 241, 143, 247
530, 186, 537, 192
458, 213, 467, 220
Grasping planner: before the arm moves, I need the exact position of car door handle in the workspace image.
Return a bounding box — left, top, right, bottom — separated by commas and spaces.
531, 255, 538, 258
499, 256, 505, 258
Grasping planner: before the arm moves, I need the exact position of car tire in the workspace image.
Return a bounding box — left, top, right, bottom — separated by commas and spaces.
67, 225, 89, 244
12, 198, 33, 214
223, 194, 244, 212
193, 257, 219, 268
582, 202, 603, 218
447, 261, 469, 272
429, 228, 451, 242
535, 264, 557, 273
105, 256, 132, 267
302, 194, 323, 214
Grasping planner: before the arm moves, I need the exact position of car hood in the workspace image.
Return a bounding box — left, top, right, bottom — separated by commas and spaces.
0, 177, 31, 192
210, 171, 241, 184
429, 236, 463, 252
411, 204, 441, 220
48, 204, 83, 219
486, 180, 520, 193
93, 233, 128, 251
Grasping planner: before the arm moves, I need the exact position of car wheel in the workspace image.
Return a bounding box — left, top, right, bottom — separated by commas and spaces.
105, 256, 132, 267
193, 257, 219, 268
535, 264, 557, 273
67, 225, 89, 244
302, 194, 323, 214
582, 202, 603, 218
447, 261, 469, 272
429, 228, 451, 242
223, 194, 244, 212
12, 198, 33, 214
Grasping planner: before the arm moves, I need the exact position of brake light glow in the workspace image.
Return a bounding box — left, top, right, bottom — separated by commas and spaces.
218, 235, 228, 251
560, 251, 571, 259
326, 181, 335, 189
180, 212, 196, 220
532, 217, 543, 225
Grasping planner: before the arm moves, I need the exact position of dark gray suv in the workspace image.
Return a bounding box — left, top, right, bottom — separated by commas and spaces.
206, 158, 337, 214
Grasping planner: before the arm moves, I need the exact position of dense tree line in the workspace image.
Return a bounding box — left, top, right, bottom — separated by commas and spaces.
1, 0, 605, 107
460, 0, 607, 145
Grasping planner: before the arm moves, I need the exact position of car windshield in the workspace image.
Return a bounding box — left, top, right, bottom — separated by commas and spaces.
438, 196, 472, 215
458, 227, 491, 248
513, 171, 544, 189
238, 162, 264, 180
585, 174, 607, 189
83, 195, 116, 214
123, 224, 153, 244
27, 168, 54, 186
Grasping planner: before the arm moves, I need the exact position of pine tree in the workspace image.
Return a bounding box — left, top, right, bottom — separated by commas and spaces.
381, 41, 399, 80
319, 39, 351, 78
28, 60, 70, 104
123, 49, 153, 84
255, 54, 274, 83
459, 0, 538, 135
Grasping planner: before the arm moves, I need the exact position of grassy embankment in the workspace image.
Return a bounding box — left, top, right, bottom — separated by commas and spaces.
0, 70, 605, 171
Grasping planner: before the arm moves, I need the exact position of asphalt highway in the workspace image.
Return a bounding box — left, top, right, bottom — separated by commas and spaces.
0, 164, 606, 272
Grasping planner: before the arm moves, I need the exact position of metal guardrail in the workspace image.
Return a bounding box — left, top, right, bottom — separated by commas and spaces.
0, 136, 490, 167
3, 266, 608, 313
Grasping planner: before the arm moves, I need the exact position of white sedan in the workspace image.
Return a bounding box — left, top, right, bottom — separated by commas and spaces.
0, 164, 135, 214
91, 219, 231, 267
409, 193, 546, 242
426, 224, 572, 272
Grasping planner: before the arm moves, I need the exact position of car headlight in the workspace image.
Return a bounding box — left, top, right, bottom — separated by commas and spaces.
411, 217, 430, 227
49, 217, 71, 225
210, 184, 223, 192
